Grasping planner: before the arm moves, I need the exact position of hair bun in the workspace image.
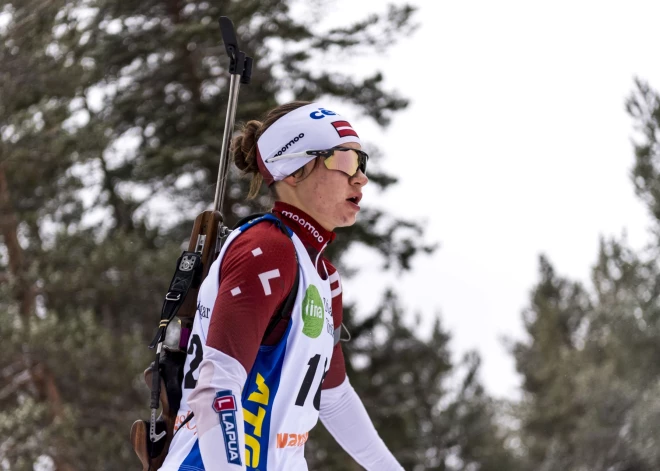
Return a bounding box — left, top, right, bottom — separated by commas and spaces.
232, 119, 263, 174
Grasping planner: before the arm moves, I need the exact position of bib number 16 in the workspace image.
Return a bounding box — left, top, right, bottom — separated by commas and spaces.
295, 354, 328, 411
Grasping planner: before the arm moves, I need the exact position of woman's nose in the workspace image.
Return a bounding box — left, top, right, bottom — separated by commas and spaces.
351, 169, 368, 186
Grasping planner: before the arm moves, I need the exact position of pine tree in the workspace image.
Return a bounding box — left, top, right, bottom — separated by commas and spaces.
512, 77, 660, 468
512, 256, 588, 469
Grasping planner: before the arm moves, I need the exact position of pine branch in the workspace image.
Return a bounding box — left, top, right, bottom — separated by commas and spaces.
0, 162, 78, 471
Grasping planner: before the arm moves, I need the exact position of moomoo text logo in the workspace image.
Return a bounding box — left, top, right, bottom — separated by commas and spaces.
281, 211, 324, 243
274, 133, 305, 157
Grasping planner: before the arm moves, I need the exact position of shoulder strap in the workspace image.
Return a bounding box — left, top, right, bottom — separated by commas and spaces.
261, 212, 299, 340
264, 266, 299, 340
231, 212, 268, 229
231, 212, 293, 236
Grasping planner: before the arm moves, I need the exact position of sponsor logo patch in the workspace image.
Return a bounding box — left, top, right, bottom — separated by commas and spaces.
196, 301, 210, 319
174, 410, 196, 434
302, 285, 325, 338
277, 432, 309, 448
244, 372, 271, 468
309, 107, 337, 119
212, 390, 242, 466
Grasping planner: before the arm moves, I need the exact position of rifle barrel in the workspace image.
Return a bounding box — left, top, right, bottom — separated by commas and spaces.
213, 73, 241, 213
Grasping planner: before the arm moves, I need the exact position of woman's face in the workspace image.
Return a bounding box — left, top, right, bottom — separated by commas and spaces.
292, 142, 368, 231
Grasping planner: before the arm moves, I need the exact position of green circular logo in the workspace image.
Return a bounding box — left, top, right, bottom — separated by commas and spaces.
302, 285, 324, 338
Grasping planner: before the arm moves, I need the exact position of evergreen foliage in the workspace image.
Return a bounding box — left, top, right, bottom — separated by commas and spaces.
512, 79, 660, 470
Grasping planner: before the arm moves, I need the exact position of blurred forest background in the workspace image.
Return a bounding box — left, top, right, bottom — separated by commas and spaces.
3, 1, 660, 470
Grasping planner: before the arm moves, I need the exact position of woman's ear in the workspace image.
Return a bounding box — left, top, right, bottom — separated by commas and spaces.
281, 175, 298, 187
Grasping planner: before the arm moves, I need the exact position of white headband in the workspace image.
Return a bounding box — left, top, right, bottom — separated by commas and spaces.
256, 102, 362, 185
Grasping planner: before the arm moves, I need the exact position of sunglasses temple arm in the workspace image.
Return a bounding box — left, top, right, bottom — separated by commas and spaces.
265, 152, 311, 163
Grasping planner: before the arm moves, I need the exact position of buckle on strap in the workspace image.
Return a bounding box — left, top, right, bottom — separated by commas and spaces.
165, 292, 182, 302
334, 323, 352, 346
149, 251, 203, 349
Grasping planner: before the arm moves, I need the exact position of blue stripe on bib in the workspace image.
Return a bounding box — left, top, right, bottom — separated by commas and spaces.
178, 438, 203, 471
241, 320, 292, 470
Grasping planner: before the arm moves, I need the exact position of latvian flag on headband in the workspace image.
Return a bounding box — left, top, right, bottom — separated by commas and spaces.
331, 120, 359, 138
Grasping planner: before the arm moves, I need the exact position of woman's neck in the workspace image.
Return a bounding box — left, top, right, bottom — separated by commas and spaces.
272, 201, 335, 254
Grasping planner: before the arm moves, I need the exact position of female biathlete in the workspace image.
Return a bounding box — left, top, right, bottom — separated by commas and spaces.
159, 101, 403, 471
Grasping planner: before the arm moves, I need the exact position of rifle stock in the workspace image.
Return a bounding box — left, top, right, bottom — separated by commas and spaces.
179, 210, 224, 319
130, 374, 173, 471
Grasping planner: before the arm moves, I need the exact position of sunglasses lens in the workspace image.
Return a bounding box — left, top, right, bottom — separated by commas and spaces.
324, 149, 366, 176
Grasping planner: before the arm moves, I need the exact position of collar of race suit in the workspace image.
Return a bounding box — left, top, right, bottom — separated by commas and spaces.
272, 201, 336, 256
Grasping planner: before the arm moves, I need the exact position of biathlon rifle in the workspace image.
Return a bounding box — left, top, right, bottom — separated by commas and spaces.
129, 16, 252, 471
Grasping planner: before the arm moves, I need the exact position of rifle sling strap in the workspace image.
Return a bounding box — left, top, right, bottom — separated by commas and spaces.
149, 251, 203, 349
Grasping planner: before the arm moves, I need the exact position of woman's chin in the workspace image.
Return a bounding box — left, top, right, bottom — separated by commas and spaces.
335, 214, 358, 228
